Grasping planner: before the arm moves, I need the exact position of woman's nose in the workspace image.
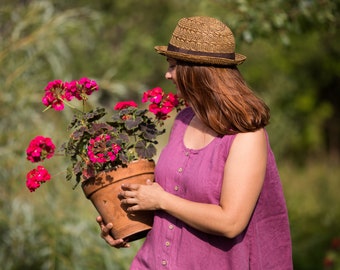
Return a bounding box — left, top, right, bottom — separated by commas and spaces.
165, 71, 172, 80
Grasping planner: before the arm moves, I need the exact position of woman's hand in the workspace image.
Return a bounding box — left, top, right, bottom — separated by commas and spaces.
120, 179, 165, 212
96, 216, 130, 248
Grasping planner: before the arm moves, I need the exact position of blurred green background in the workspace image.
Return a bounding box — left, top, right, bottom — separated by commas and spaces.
1, 0, 339, 269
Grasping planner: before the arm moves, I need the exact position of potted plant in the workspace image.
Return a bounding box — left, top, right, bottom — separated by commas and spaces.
25, 77, 184, 242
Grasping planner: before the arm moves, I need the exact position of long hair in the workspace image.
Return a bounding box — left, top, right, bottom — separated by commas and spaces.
176, 62, 270, 135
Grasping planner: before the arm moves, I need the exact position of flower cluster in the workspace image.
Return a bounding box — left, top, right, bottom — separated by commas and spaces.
26, 165, 51, 192
87, 134, 121, 164
42, 77, 98, 111
142, 87, 179, 120
26, 136, 55, 163
114, 101, 138, 110
25, 78, 185, 192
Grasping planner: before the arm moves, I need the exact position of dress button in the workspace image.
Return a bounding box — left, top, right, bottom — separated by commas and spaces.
162, 260, 167, 266
185, 151, 189, 156
169, 224, 174, 230
174, 185, 179, 191
165, 241, 170, 247
178, 167, 183, 173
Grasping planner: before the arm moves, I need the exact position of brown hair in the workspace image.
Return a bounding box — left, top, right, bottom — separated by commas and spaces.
176, 62, 270, 135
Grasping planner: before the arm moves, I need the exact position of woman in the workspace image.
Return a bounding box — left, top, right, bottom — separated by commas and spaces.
97, 16, 293, 269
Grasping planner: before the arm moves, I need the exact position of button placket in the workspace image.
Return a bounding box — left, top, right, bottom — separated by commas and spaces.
160, 149, 191, 268
160, 218, 176, 268
174, 149, 191, 194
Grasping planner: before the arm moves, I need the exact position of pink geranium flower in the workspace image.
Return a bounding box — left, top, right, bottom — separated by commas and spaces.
142, 86, 163, 104
143, 87, 181, 120
42, 80, 71, 111
114, 101, 138, 110
42, 77, 99, 110
26, 136, 55, 163
87, 134, 121, 165
66, 78, 99, 101
26, 165, 51, 192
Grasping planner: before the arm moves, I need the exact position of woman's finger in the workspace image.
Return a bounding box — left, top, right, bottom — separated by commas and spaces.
96, 216, 130, 248
121, 183, 140, 191
119, 190, 136, 198
101, 222, 113, 236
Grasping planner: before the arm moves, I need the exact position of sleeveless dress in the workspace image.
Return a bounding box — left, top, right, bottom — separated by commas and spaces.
131, 107, 293, 270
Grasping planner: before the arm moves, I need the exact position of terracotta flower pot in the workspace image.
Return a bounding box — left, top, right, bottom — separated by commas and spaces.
81, 159, 155, 242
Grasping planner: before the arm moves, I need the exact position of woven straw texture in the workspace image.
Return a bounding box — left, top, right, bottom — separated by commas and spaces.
155, 16, 246, 65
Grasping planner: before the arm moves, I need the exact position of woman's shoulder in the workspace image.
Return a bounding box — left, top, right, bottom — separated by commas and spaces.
167, 107, 194, 138
229, 129, 268, 158
175, 106, 194, 121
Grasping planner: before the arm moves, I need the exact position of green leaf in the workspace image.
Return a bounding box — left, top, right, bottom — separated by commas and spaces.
125, 116, 142, 130
135, 140, 156, 159
85, 107, 107, 122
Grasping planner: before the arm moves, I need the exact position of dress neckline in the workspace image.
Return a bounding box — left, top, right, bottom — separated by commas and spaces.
182, 109, 219, 152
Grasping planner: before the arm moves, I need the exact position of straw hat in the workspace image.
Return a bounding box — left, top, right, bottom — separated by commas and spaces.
155, 16, 246, 66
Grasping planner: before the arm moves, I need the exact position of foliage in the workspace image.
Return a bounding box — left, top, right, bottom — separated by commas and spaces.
240, 30, 339, 162
280, 161, 340, 269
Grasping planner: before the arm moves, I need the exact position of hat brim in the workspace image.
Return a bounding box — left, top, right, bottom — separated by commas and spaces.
154, 45, 246, 66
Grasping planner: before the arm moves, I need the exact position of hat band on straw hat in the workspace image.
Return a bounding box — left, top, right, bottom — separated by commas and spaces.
167, 44, 235, 60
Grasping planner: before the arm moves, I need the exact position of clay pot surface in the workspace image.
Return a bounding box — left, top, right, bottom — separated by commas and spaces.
82, 159, 155, 242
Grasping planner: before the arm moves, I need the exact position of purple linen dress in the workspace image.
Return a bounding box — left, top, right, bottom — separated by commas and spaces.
131, 107, 293, 270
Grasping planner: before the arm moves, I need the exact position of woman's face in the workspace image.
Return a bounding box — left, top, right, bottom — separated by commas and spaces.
165, 58, 181, 97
